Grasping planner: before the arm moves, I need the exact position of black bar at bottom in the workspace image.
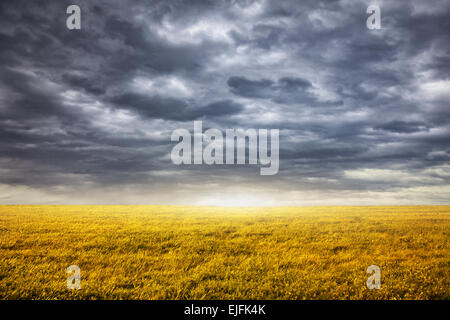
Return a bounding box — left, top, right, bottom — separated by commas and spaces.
0, 300, 446, 318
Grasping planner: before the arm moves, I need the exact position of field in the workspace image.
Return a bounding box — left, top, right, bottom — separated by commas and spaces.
0, 205, 449, 300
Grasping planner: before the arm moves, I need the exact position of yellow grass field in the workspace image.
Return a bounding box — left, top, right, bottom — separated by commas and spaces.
0, 205, 449, 300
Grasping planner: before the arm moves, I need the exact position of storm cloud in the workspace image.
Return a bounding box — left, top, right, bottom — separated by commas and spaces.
0, 0, 449, 205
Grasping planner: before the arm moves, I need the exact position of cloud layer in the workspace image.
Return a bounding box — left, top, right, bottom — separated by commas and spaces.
0, 0, 449, 205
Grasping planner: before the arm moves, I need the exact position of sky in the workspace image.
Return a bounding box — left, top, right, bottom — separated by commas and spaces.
0, 0, 449, 206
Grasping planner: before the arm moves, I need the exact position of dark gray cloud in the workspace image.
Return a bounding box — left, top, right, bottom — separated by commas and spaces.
0, 0, 449, 205
227, 76, 316, 101
374, 120, 428, 133
228, 76, 275, 98
110, 94, 243, 120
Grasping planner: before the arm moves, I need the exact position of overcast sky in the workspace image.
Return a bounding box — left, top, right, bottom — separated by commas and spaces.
0, 0, 449, 205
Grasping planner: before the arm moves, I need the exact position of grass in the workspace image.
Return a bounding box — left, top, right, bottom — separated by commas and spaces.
0, 205, 449, 299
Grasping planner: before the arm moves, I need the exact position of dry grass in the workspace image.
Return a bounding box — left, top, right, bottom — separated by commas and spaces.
0, 205, 449, 299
